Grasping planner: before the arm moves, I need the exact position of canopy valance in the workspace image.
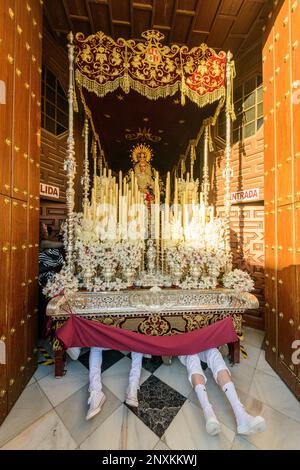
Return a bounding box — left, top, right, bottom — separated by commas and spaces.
75, 29, 227, 108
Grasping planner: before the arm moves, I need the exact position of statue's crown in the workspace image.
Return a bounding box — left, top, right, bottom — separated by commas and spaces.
130, 143, 153, 163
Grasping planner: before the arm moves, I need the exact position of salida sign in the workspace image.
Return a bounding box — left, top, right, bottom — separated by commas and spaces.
40, 183, 60, 199
231, 188, 260, 203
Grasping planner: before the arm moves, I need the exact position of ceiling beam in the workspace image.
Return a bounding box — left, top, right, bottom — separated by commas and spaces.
130, 0, 134, 39
43, 7, 59, 38
187, 0, 203, 45
151, 0, 156, 29
169, 0, 179, 44
85, 0, 96, 33
107, 0, 114, 37
236, 1, 266, 54
69, 15, 90, 22
62, 0, 73, 31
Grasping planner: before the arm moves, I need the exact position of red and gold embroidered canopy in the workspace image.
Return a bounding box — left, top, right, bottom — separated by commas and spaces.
75, 30, 227, 108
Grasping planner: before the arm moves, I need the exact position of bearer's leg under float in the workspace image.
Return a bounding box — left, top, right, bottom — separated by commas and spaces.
86, 347, 106, 420
179, 354, 221, 436
125, 352, 143, 408
200, 348, 266, 435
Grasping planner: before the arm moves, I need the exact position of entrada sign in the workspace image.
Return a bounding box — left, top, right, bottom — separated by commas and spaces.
40, 183, 60, 199
231, 188, 260, 203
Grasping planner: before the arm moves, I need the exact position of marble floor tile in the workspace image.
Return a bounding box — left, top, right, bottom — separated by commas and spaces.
153, 440, 171, 450
239, 342, 261, 369
225, 359, 255, 395
38, 359, 89, 407
1, 410, 77, 450
102, 356, 151, 402
249, 369, 300, 424
127, 352, 163, 374
162, 401, 235, 450
27, 375, 36, 386
188, 370, 248, 433
242, 395, 300, 450
231, 436, 259, 450
141, 355, 163, 374
34, 363, 54, 381
0, 382, 52, 447
243, 327, 265, 349
55, 384, 122, 445
129, 375, 186, 438
256, 350, 279, 378
153, 357, 192, 397
80, 404, 159, 450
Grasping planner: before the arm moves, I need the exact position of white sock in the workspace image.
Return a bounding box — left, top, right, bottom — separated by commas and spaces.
128, 352, 143, 387
89, 347, 103, 392
222, 382, 249, 427
195, 384, 218, 422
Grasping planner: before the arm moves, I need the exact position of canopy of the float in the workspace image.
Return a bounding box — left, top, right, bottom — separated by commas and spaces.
73, 29, 229, 173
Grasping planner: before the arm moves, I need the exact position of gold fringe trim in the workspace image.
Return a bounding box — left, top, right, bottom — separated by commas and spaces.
75, 69, 226, 109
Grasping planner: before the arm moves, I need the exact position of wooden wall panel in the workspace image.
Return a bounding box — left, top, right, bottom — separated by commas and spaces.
209, 45, 265, 329
263, 0, 300, 399
217, 204, 265, 329
0, 0, 42, 424
40, 31, 84, 211
40, 130, 68, 201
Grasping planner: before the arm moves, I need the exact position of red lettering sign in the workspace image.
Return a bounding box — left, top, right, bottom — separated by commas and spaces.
40, 183, 60, 199
231, 188, 260, 204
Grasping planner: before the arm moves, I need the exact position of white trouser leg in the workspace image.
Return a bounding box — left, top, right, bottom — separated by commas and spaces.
128, 352, 143, 386
89, 347, 103, 392
199, 348, 231, 383
179, 354, 207, 385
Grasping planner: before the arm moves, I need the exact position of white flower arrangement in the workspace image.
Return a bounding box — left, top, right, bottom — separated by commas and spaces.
178, 275, 218, 290
165, 244, 188, 269
43, 265, 79, 298
93, 277, 128, 291
222, 269, 254, 292
115, 241, 143, 270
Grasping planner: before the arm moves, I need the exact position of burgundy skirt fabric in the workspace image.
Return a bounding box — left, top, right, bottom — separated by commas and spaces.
56, 314, 238, 356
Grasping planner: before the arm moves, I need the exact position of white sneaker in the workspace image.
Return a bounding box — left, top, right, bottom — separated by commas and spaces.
66, 347, 81, 361
206, 417, 222, 436
86, 390, 106, 420
125, 383, 139, 408
237, 415, 266, 435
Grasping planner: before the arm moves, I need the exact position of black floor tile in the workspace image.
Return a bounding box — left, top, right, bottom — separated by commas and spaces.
127, 353, 163, 373
127, 375, 186, 438
78, 349, 125, 372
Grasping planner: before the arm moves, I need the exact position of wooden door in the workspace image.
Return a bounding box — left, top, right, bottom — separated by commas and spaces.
0, 0, 15, 197
0, 0, 42, 424
263, 0, 300, 398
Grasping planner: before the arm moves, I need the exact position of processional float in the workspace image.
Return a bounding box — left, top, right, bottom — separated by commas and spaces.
46, 30, 258, 374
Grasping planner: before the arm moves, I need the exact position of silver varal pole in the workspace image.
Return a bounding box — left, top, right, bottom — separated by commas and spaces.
224, 51, 233, 271
203, 125, 209, 207
82, 118, 90, 213
64, 32, 76, 270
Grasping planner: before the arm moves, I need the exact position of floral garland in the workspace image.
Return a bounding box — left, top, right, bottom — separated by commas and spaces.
165, 244, 188, 269
93, 277, 128, 292
179, 275, 218, 290
115, 241, 143, 270
222, 269, 254, 292
43, 265, 79, 298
